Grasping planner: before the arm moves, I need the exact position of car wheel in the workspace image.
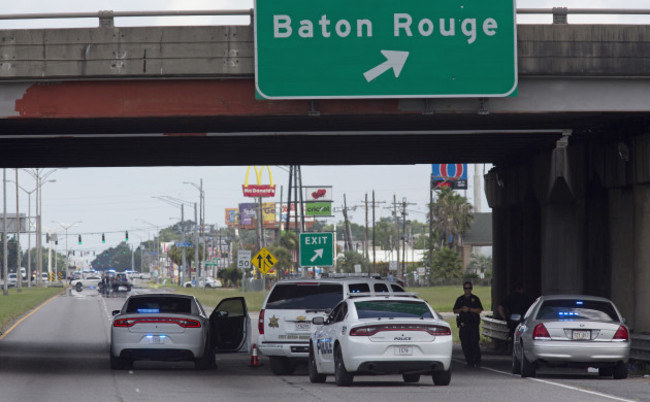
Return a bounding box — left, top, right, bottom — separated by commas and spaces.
110, 353, 124, 370
195, 344, 216, 370
269, 356, 292, 375
520, 346, 536, 378
334, 346, 353, 386
75, 283, 83, 292
432, 369, 451, 386
185, 284, 192, 288
613, 362, 628, 379
512, 349, 521, 374
308, 345, 326, 383
598, 367, 613, 377
402, 374, 420, 383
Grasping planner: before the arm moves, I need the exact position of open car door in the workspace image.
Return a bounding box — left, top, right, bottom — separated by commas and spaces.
209, 297, 250, 353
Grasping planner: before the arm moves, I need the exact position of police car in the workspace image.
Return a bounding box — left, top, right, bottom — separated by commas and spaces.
308, 295, 452, 386
257, 275, 409, 375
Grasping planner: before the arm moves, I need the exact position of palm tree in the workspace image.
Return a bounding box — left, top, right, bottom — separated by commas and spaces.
430, 187, 473, 252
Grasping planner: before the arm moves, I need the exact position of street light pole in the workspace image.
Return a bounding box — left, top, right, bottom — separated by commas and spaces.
13, 184, 36, 288
183, 180, 205, 278
53, 221, 82, 277
154, 196, 193, 285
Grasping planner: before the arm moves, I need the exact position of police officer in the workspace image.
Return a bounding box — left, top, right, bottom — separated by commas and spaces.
498, 282, 533, 340
453, 281, 483, 367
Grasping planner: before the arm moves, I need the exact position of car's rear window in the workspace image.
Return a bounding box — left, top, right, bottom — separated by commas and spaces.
266, 283, 343, 310
349, 283, 370, 293
126, 297, 193, 314
355, 300, 433, 319
536, 299, 619, 322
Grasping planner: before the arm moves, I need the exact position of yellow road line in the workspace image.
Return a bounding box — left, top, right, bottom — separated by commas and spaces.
0, 294, 61, 342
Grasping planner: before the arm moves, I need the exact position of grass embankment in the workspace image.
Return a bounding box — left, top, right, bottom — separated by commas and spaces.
174, 284, 491, 312
0, 287, 64, 333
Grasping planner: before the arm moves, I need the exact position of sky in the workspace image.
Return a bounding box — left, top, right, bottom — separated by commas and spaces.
0, 1, 648, 265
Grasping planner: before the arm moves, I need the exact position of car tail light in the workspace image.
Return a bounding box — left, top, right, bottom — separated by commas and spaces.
613, 325, 629, 341
113, 317, 201, 328
532, 323, 551, 340
349, 324, 451, 336
258, 309, 265, 335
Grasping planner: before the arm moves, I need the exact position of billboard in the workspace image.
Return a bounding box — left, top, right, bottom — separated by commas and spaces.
225, 208, 239, 227
238, 203, 258, 228
304, 186, 333, 202
305, 202, 333, 217
262, 202, 277, 225
431, 164, 468, 190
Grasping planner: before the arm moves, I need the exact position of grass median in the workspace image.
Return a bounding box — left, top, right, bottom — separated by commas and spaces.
0, 286, 64, 334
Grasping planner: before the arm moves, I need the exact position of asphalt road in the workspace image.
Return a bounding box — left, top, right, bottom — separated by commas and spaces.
0, 289, 647, 402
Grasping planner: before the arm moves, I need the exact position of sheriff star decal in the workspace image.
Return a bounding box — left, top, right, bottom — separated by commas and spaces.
269, 315, 279, 328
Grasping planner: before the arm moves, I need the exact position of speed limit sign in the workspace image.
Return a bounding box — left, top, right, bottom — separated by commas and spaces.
237, 250, 252, 270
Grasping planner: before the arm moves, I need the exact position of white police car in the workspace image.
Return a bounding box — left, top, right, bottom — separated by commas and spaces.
308, 295, 452, 386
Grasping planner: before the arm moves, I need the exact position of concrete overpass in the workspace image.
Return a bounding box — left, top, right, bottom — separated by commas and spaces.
1, 9, 650, 333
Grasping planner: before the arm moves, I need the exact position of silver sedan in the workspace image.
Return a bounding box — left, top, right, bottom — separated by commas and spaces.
110, 294, 250, 370
512, 294, 630, 379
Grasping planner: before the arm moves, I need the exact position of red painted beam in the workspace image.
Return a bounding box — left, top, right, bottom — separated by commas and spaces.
12, 79, 406, 119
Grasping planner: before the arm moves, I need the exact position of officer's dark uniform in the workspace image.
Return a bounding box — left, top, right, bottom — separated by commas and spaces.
453, 293, 483, 366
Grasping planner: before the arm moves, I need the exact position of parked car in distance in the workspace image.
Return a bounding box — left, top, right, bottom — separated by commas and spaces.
7, 273, 17, 287
183, 277, 222, 289
110, 293, 250, 369
70, 274, 102, 292
512, 294, 630, 379
309, 296, 452, 386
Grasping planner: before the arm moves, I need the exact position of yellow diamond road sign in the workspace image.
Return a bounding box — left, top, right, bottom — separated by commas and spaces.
252, 247, 278, 275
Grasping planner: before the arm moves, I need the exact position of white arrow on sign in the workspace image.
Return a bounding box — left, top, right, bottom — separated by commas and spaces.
363, 50, 409, 83
310, 249, 324, 262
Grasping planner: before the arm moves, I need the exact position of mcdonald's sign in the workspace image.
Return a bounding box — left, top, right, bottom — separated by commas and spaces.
242, 166, 276, 197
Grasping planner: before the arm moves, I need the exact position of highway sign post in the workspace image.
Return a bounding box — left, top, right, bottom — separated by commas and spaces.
255, 0, 517, 99
300, 233, 334, 267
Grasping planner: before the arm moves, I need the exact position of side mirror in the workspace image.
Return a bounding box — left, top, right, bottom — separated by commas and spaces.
509, 314, 522, 322
621, 317, 627, 324
112, 310, 120, 316
312, 317, 325, 325
217, 311, 228, 319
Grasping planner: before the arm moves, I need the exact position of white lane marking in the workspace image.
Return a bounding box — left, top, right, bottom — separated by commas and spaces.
452, 358, 635, 402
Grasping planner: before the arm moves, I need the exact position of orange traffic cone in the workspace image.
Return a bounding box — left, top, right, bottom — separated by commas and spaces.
249, 343, 262, 367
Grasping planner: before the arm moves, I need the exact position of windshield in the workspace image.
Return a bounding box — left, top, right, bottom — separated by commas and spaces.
536, 299, 619, 322
266, 283, 343, 310
355, 300, 433, 319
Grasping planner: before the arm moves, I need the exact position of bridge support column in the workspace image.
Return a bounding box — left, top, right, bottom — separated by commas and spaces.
609, 188, 636, 328
633, 185, 650, 332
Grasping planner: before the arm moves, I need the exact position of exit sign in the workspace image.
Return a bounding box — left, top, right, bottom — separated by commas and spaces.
254, 0, 517, 99
300, 233, 334, 267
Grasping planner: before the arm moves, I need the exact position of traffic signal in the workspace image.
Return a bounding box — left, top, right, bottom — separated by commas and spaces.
102, 233, 105, 243
125, 231, 129, 241
78, 235, 82, 245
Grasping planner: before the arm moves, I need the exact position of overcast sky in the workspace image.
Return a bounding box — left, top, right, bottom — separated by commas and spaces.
1, 1, 648, 264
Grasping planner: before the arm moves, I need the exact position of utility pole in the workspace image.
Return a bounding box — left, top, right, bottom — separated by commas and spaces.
15, 170, 21, 292
371, 191, 386, 273
342, 194, 354, 252
393, 195, 400, 279
400, 197, 416, 278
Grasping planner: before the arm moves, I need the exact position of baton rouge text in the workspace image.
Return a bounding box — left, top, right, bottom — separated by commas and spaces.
273, 13, 499, 45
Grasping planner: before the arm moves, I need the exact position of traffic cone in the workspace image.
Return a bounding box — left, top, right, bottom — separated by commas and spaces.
249, 343, 262, 367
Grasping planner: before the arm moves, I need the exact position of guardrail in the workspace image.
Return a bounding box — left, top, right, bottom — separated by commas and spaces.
481, 315, 650, 364
481, 316, 510, 342
0, 8, 648, 26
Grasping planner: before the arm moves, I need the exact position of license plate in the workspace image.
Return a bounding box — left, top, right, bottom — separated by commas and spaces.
149, 335, 165, 344
118, 286, 128, 291
572, 330, 591, 340
295, 322, 310, 331
395, 346, 412, 356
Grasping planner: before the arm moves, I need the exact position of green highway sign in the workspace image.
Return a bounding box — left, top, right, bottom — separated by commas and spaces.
254, 0, 517, 99
300, 233, 334, 267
